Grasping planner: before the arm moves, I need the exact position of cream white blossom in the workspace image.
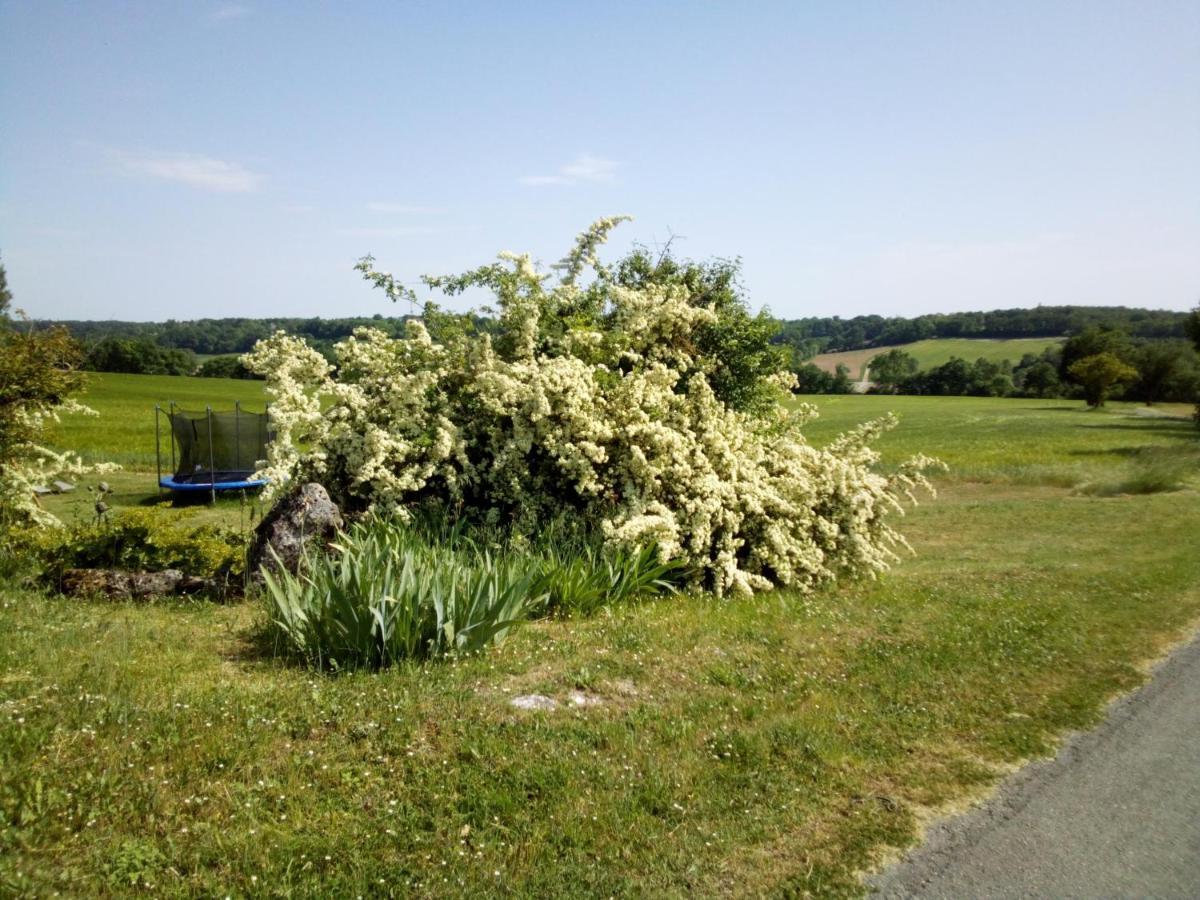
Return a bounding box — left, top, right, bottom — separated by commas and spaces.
245, 219, 940, 595
1, 400, 119, 528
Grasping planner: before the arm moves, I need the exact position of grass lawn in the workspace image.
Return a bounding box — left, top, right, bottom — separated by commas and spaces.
810, 337, 1063, 379
793, 394, 1199, 490
3, 384, 1200, 896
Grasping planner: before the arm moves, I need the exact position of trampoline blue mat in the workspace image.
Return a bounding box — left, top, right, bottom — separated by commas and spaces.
160, 477, 268, 492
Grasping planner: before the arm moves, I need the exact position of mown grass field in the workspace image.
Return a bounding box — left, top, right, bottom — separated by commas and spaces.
4, 376, 1200, 896
810, 337, 1063, 379
793, 394, 1199, 491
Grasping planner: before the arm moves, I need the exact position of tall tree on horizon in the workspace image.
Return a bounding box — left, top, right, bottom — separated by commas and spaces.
0, 253, 12, 318
1187, 305, 1200, 425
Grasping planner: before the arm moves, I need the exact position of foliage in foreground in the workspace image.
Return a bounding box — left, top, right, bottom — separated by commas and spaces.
34, 507, 247, 581
246, 218, 938, 596
0, 305, 117, 527
260, 516, 681, 668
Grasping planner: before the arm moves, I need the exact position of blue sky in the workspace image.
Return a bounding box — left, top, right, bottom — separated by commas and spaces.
1, 0, 1197, 321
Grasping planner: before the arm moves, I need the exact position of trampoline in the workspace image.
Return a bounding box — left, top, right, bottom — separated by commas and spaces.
155, 402, 273, 500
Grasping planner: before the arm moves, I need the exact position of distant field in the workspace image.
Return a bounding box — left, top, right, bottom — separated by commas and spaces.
46, 372, 267, 470
810, 337, 1064, 379
791, 394, 1198, 489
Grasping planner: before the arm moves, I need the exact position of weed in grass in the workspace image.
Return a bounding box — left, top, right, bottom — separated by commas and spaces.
1076, 444, 1200, 496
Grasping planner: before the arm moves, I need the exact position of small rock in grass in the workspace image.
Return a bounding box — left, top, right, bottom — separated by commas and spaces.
60, 568, 237, 601
62, 569, 133, 597
128, 570, 185, 597
568, 691, 603, 707
51, 480, 75, 493
510, 694, 558, 711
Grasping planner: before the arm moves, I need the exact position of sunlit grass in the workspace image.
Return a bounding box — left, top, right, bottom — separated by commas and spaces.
4, 383, 1199, 895
793, 394, 1198, 491
3, 482, 1198, 896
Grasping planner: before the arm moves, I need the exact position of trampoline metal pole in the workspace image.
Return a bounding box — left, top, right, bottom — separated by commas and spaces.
168, 401, 177, 484
155, 405, 163, 500
235, 401, 242, 475
207, 406, 216, 505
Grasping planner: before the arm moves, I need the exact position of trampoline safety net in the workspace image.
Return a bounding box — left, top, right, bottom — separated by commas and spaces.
162, 406, 272, 486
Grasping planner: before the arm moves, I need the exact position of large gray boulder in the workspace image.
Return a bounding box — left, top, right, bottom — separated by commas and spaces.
247, 483, 343, 579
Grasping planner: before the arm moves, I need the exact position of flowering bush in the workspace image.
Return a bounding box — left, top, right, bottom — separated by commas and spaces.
0, 316, 118, 528
245, 218, 939, 596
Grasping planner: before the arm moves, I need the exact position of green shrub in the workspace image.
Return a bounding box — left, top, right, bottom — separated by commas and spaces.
260, 515, 683, 669
535, 541, 685, 616
1, 309, 116, 528
0, 525, 44, 583
1078, 445, 1200, 497
35, 507, 247, 583
261, 518, 545, 668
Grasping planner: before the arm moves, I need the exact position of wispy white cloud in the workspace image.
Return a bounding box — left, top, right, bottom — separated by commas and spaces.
210, 4, 252, 22
519, 154, 618, 187
366, 202, 446, 214
109, 149, 263, 193
281, 203, 315, 214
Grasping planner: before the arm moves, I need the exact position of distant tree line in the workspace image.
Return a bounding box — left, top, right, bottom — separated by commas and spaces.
37, 315, 419, 359
32, 314, 510, 377
773, 305, 1190, 358
83, 337, 198, 376
29, 306, 1200, 409
1188, 307, 1200, 424
37, 305, 1190, 364
838, 327, 1200, 407
75, 336, 265, 379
